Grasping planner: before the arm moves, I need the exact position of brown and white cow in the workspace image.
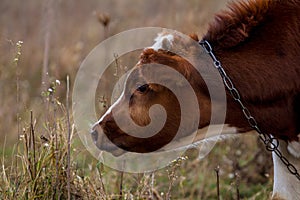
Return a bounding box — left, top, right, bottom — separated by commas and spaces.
92, 0, 300, 199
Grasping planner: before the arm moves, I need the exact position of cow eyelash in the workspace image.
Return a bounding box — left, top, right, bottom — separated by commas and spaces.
136, 84, 149, 93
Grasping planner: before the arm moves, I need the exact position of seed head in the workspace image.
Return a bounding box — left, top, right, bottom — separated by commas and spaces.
97, 12, 110, 27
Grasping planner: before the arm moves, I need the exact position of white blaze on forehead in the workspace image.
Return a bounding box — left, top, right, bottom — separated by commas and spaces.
149, 33, 174, 51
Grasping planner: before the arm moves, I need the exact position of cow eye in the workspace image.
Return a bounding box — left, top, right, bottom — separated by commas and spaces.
136, 84, 149, 93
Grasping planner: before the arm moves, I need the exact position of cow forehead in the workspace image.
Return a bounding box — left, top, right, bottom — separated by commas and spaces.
148, 33, 174, 51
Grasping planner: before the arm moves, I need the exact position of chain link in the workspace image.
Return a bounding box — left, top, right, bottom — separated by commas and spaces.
199, 40, 300, 181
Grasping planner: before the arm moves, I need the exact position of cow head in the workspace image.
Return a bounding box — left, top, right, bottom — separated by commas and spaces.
91, 32, 220, 156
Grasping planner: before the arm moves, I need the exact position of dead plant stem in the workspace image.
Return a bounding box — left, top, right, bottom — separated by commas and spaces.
66, 75, 71, 200
215, 165, 220, 200
30, 111, 36, 178
119, 171, 124, 200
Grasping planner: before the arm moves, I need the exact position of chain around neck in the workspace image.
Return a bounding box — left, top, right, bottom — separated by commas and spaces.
199, 39, 300, 181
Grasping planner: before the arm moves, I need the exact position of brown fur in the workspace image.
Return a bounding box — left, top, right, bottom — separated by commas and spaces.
204, 0, 300, 141
93, 0, 300, 154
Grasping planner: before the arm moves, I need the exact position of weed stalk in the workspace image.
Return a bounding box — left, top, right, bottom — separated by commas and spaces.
235, 172, 240, 200
66, 75, 71, 200
119, 171, 124, 200
30, 110, 36, 178
215, 165, 220, 200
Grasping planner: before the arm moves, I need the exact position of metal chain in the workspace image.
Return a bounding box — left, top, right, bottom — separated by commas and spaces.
199, 40, 300, 181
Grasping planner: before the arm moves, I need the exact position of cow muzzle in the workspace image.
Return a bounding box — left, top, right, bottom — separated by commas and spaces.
91, 122, 125, 156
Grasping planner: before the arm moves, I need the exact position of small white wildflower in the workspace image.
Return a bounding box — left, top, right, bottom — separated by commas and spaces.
55, 79, 61, 85
44, 143, 49, 147
228, 173, 235, 179
48, 88, 53, 92
235, 150, 242, 156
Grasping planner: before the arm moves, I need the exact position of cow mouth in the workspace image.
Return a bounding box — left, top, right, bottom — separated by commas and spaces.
94, 136, 126, 157
100, 144, 125, 157
91, 127, 125, 156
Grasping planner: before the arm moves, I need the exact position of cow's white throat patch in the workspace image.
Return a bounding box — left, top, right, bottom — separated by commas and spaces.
287, 135, 300, 158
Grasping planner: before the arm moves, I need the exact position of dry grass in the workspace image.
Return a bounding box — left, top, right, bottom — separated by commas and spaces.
0, 115, 274, 199
0, 0, 274, 199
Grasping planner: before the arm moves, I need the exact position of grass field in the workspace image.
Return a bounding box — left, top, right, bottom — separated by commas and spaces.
0, 0, 274, 199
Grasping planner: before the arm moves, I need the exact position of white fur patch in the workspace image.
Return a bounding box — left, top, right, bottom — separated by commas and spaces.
163, 124, 239, 151
272, 139, 300, 199
287, 136, 300, 158
148, 33, 174, 51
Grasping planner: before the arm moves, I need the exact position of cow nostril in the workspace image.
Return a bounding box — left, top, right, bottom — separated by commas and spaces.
91, 129, 98, 141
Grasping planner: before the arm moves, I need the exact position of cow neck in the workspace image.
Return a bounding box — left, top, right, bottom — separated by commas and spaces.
199, 39, 300, 181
